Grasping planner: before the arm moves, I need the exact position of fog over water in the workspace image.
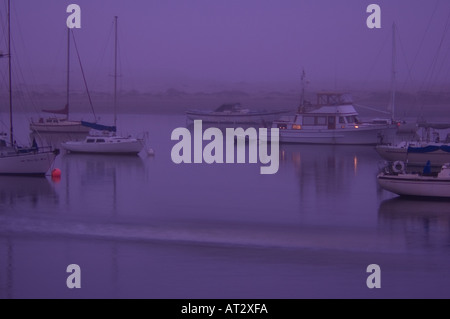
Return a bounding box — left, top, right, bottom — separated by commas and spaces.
1, 0, 450, 96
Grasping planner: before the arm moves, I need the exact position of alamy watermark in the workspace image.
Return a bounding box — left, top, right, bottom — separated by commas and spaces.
171, 120, 280, 175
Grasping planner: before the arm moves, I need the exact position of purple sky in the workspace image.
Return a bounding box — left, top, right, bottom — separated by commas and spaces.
1, 0, 450, 93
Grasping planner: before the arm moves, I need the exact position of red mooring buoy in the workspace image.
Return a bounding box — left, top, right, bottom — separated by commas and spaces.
51, 168, 62, 180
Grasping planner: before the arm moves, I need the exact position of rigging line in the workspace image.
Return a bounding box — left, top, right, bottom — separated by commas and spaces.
47, 28, 67, 95
397, 26, 415, 92
440, 44, 450, 88
353, 103, 392, 115
0, 1, 6, 49
71, 29, 97, 122
91, 20, 114, 91
359, 30, 389, 92
11, 4, 42, 116
425, 26, 450, 93
421, 9, 450, 93
409, 0, 440, 81
428, 32, 450, 91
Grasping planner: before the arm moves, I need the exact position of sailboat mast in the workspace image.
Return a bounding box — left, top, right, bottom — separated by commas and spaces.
66, 27, 71, 120
7, 0, 13, 145
391, 22, 397, 122
299, 68, 306, 112
114, 16, 118, 130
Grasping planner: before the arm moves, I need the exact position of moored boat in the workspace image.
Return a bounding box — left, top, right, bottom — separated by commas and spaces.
60, 16, 145, 156
377, 162, 450, 199
29, 29, 91, 134
62, 133, 144, 155
272, 92, 398, 145
376, 141, 450, 167
375, 124, 450, 166
186, 103, 290, 125
0, 0, 59, 176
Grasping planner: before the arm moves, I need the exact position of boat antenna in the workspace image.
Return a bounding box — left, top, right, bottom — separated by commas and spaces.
390, 22, 397, 123
114, 16, 118, 133
66, 27, 70, 120
7, 0, 13, 145
300, 68, 306, 112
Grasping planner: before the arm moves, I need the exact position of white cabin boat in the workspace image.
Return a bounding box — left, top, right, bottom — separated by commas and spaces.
30, 116, 91, 133
377, 162, 450, 198
186, 103, 290, 125
376, 124, 450, 166
272, 93, 398, 145
0, 147, 59, 176
60, 17, 146, 157
61, 133, 144, 155
376, 141, 450, 167
30, 28, 91, 134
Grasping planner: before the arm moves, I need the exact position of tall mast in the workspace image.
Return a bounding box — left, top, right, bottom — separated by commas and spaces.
66, 27, 71, 120
391, 22, 397, 122
7, 0, 13, 145
300, 68, 306, 112
113, 16, 118, 131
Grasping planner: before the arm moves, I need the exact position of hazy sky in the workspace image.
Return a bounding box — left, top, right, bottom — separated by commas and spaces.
1, 0, 450, 93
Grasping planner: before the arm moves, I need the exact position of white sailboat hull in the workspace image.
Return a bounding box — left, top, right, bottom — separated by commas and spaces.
0, 151, 57, 176
30, 121, 91, 133
279, 125, 397, 145
186, 111, 289, 124
62, 138, 144, 155
378, 175, 450, 198
376, 145, 450, 166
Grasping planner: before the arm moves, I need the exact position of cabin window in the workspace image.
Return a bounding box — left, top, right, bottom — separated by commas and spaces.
86, 139, 95, 143
303, 116, 315, 126
292, 124, 302, 130
96, 139, 106, 143
277, 124, 287, 130
316, 117, 327, 126
339, 117, 346, 124
346, 116, 355, 124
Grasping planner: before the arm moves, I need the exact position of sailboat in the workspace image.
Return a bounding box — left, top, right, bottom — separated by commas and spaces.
29, 28, 90, 133
0, 0, 59, 176
61, 16, 144, 156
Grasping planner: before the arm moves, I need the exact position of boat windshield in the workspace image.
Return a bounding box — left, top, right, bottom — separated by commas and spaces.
346, 116, 360, 124
215, 103, 242, 112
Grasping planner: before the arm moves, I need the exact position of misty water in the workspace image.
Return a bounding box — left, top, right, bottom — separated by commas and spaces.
0, 112, 450, 299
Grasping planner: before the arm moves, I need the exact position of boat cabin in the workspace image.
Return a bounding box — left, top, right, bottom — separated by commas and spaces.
274, 93, 362, 131
214, 103, 247, 113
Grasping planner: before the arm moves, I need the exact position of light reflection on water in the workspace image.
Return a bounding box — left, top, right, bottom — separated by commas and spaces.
0, 113, 450, 298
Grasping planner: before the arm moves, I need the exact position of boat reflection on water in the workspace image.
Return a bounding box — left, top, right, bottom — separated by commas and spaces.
0, 176, 57, 299
60, 153, 147, 216
30, 131, 88, 150
378, 197, 450, 250
278, 143, 383, 226
0, 176, 56, 213
279, 144, 378, 194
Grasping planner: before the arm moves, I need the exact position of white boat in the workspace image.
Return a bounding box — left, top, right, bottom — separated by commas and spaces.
377, 162, 450, 198
30, 117, 90, 134
272, 92, 398, 145
61, 16, 145, 156
62, 133, 143, 155
0, 147, 59, 176
376, 141, 450, 167
376, 124, 450, 166
186, 103, 290, 125
0, 0, 58, 176
29, 29, 91, 134
30, 116, 90, 134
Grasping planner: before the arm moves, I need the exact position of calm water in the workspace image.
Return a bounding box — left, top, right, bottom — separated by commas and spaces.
0, 113, 450, 299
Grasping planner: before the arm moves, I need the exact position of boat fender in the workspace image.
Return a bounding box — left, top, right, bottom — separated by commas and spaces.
392, 161, 405, 174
